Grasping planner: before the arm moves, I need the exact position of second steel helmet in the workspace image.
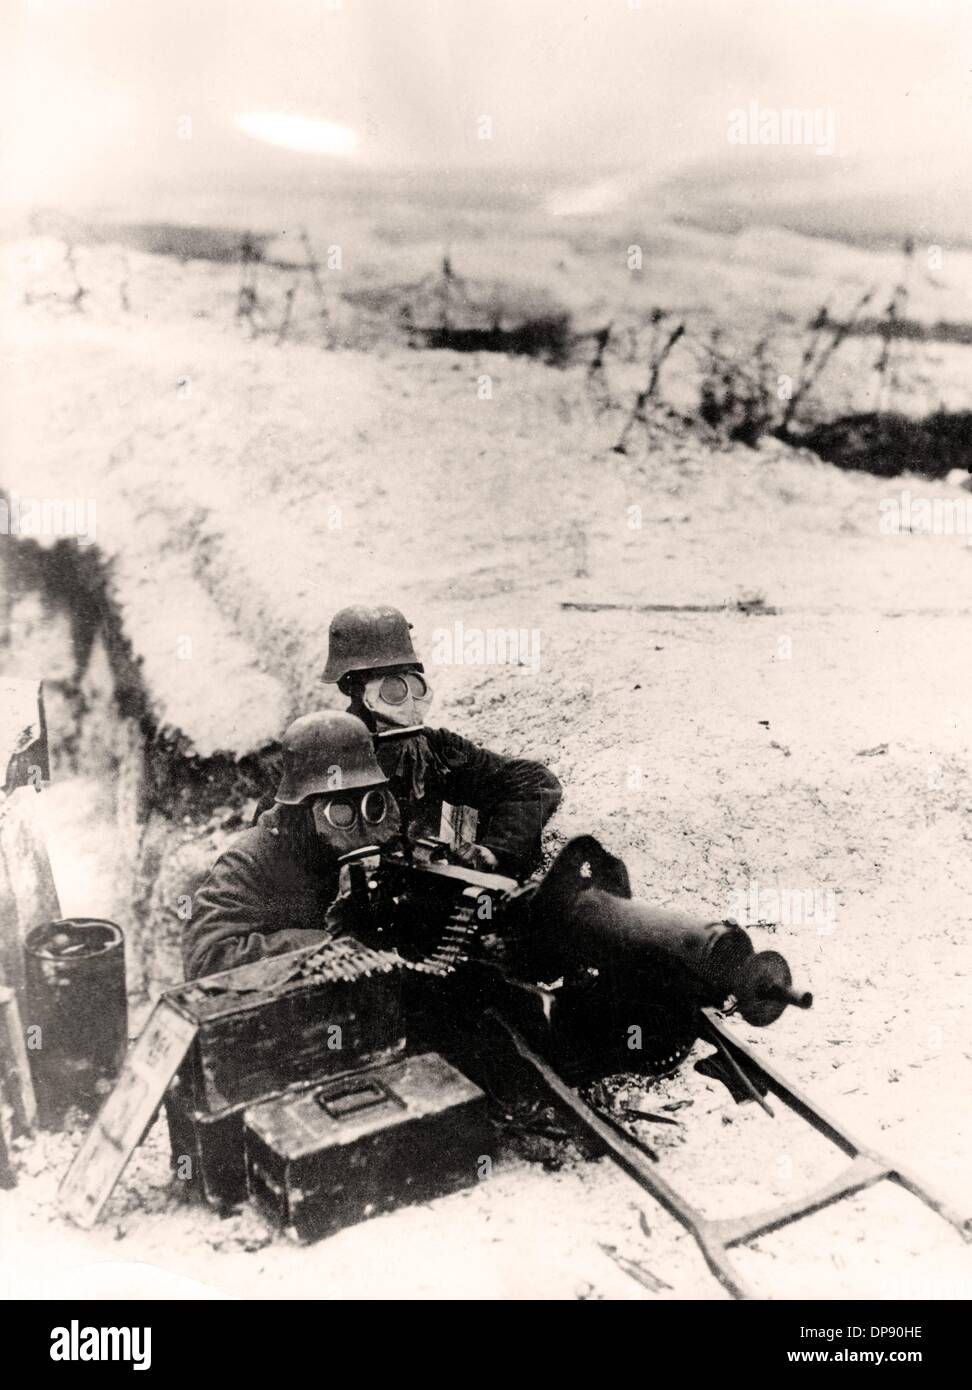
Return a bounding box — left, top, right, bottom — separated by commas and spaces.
275, 711, 388, 804
322, 605, 423, 683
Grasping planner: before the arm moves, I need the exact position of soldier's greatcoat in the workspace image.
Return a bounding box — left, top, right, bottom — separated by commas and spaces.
184, 731, 561, 980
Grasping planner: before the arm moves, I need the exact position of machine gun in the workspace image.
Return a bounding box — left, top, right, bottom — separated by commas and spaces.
343, 828, 968, 1300
346, 832, 809, 1078
362, 727, 812, 1063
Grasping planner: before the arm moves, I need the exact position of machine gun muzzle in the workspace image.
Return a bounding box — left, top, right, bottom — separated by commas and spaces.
569, 889, 812, 1026
527, 837, 812, 1028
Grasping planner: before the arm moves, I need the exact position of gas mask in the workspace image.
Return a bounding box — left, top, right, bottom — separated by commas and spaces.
310, 785, 401, 858
361, 669, 433, 731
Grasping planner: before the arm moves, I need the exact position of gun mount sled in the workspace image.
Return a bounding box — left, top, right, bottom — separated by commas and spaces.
349, 833, 971, 1299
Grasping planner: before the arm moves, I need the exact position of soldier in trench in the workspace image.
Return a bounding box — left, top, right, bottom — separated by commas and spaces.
321, 604, 562, 878
184, 711, 399, 979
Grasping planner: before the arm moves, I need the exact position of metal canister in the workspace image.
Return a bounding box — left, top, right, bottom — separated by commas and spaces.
24, 918, 128, 1129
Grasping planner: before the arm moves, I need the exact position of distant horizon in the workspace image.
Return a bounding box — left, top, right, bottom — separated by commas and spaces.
5, 145, 972, 258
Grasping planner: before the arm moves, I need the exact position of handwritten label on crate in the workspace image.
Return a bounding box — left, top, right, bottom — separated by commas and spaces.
59, 998, 198, 1228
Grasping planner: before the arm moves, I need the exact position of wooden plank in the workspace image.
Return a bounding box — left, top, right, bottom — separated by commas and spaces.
0, 1086, 14, 1188
0, 985, 36, 1134
0, 677, 49, 793
561, 599, 780, 616
0, 788, 61, 1013
59, 998, 198, 1229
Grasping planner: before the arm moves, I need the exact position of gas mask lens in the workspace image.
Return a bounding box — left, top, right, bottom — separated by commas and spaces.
378, 671, 428, 705
315, 789, 389, 831
320, 796, 356, 829
361, 789, 388, 825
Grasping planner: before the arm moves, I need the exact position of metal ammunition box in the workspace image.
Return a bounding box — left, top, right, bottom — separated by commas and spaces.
166, 938, 406, 1118
244, 1052, 492, 1243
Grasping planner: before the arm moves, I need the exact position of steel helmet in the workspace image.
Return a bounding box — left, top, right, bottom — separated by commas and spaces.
322, 605, 423, 683
275, 711, 388, 804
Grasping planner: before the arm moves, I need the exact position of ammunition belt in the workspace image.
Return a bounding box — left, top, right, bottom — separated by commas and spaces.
295, 936, 404, 983
400, 896, 481, 978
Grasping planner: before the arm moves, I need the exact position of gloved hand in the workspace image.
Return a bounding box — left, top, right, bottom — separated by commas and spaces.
453, 841, 500, 872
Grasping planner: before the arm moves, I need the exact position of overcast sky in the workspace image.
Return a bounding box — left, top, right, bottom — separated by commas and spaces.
2, 0, 970, 206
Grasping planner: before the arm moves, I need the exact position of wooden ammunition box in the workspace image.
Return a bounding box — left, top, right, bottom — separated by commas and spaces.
166, 938, 406, 1118
244, 1052, 492, 1243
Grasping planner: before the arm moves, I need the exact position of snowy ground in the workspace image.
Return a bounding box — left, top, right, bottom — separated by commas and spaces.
1, 229, 971, 1299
